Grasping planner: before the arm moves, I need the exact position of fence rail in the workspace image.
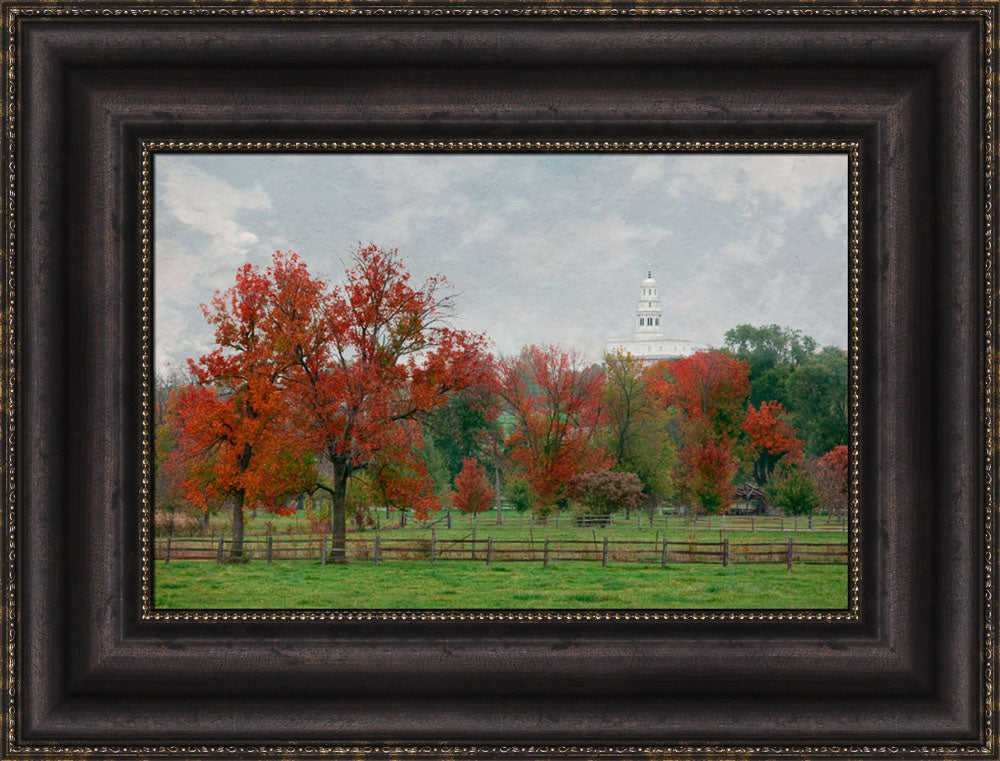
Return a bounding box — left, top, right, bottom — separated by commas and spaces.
155, 536, 848, 568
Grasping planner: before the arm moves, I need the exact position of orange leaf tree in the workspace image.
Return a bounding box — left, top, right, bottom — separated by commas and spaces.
165, 262, 316, 560
646, 350, 749, 514
741, 400, 804, 485
808, 444, 849, 515
450, 457, 495, 516
646, 350, 750, 440
675, 419, 739, 515
268, 246, 493, 560
498, 345, 611, 513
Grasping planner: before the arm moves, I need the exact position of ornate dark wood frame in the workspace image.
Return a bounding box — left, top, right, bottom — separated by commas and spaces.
2, 2, 996, 758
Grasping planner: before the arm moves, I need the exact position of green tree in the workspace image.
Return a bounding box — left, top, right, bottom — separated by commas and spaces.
725, 323, 818, 369
418, 433, 454, 508
767, 464, 820, 515
503, 478, 535, 514
423, 390, 502, 480
602, 350, 678, 502
785, 347, 848, 457
724, 324, 817, 408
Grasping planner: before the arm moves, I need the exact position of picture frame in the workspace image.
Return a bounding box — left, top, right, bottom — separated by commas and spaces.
2, 1, 995, 757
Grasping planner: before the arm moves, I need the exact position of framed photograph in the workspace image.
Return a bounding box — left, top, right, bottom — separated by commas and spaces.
2, 1, 995, 757
150, 146, 855, 612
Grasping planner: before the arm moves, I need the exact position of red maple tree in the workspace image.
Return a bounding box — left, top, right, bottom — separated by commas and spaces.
450, 457, 496, 516
356, 424, 442, 521
808, 444, 849, 515
646, 350, 750, 439
165, 262, 316, 560
645, 351, 748, 515
498, 345, 611, 512
267, 245, 493, 560
676, 420, 739, 515
742, 400, 804, 485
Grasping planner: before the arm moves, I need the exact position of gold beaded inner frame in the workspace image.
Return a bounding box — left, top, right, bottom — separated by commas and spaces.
139, 139, 862, 623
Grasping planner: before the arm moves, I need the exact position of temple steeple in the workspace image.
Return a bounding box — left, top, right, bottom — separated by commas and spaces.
605, 264, 703, 362
635, 266, 663, 337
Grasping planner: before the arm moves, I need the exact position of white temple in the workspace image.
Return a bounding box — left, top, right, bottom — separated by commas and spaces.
604, 265, 704, 362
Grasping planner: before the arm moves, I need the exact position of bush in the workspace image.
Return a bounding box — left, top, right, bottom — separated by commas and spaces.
567, 470, 644, 517
154, 509, 199, 536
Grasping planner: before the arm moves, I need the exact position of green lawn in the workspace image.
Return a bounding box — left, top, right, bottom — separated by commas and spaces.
154, 559, 848, 610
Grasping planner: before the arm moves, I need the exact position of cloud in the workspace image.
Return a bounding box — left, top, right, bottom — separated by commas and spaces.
157, 158, 271, 253
153, 153, 849, 374
154, 158, 278, 375
665, 154, 846, 213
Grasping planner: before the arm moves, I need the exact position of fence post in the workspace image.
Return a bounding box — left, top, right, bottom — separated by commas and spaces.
786, 536, 793, 570
602, 536, 609, 567
543, 538, 550, 568
780, 516, 785, 532
808, 516, 814, 530
447, 511, 452, 530
664, 513, 669, 529
486, 536, 493, 566
321, 536, 328, 565
661, 538, 668, 569
707, 515, 711, 531
722, 515, 726, 531
374, 534, 381, 566
430, 529, 437, 566
751, 515, 755, 532
165, 535, 172, 564
723, 538, 729, 568
266, 535, 273, 564
216, 536, 224, 563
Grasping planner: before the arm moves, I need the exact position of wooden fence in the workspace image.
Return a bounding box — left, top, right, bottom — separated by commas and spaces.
155, 535, 848, 568
428, 512, 847, 532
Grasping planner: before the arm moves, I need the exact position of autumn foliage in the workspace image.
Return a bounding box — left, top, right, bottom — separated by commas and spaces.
645, 351, 749, 514
742, 400, 804, 485
164, 261, 318, 559
499, 345, 611, 512
450, 458, 496, 515
809, 444, 849, 515
647, 350, 750, 439
157, 244, 847, 553
675, 420, 739, 515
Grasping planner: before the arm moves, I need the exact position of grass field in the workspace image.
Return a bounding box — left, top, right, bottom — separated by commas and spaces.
154, 559, 848, 609
155, 509, 849, 609
189, 508, 848, 546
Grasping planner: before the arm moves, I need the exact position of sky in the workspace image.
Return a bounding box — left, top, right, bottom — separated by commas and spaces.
153, 152, 849, 376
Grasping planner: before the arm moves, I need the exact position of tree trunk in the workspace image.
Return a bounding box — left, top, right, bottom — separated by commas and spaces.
495, 465, 503, 525
229, 443, 252, 561
328, 456, 350, 563
201, 509, 210, 536
229, 490, 246, 561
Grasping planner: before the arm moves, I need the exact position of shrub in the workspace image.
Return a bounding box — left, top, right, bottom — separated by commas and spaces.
567, 470, 644, 517
154, 509, 199, 536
